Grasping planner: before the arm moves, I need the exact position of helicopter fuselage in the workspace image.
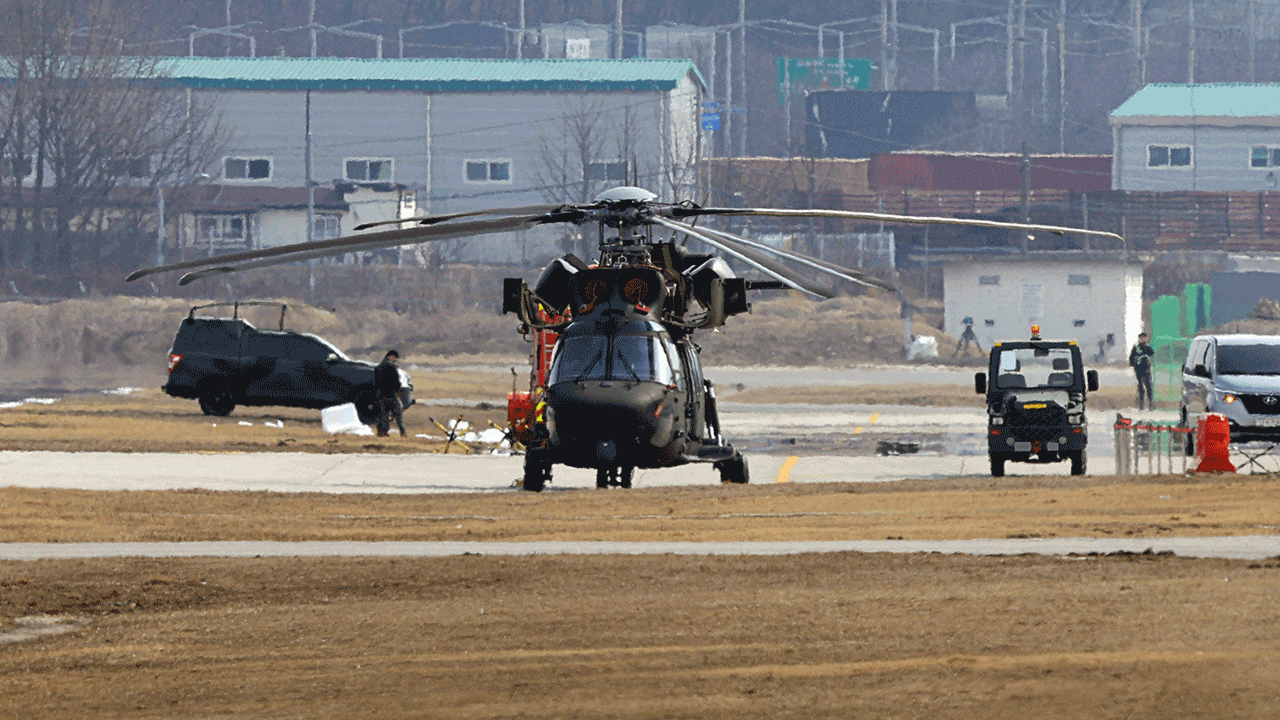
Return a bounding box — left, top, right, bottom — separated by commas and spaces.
510, 262, 746, 490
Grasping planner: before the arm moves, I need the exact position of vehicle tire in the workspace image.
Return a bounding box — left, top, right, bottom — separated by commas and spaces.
351, 389, 378, 425
596, 468, 610, 489
620, 466, 634, 489
989, 453, 1006, 477
1069, 449, 1087, 476
198, 384, 236, 417
523, 452, 550, 492
1181, 409, 1195, 456
717, 456, 749, 484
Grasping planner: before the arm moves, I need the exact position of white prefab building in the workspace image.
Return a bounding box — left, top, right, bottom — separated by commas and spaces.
943, 255, 1143, 363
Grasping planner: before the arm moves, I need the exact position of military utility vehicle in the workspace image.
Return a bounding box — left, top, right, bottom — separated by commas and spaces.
974, 326, 1099, 477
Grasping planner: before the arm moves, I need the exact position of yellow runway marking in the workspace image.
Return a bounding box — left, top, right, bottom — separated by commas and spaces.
775, 455, 800, 483
853, 412, 881, 435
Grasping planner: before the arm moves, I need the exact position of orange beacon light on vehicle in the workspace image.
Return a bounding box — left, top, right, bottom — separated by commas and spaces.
1030, 324, 1041, 340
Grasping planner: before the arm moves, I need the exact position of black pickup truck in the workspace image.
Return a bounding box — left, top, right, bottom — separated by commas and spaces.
163, 302, 412, 423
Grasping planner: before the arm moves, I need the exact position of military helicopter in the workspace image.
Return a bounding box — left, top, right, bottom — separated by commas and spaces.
127, 185, 1123, 492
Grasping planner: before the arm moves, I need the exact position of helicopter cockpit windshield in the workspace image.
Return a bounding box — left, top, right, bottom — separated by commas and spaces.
549, 332, 680, 385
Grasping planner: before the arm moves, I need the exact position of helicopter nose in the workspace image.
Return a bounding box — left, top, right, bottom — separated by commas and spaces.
545, 382, 668, 458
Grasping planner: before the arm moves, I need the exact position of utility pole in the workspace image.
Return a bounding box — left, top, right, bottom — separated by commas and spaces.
1131, 0, 1143, 90
1058, 0, 1066, 153
309, 0, 317, 57
614, 0, 623, 59
1187, 0, 1196, 83
889, 0, 899, 91
880, 0, 889, 90
1005, 0, 1016, 100
737, 0, 747, 157
516, 0, 524, 58
1017, 0, 1027, 98
305, 90, 315, 300
1248, 0, 1256, 82
1020, 140, 1030, 254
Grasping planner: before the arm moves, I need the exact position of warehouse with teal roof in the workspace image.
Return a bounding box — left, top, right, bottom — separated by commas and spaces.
1110, 83, 1280, 192
145, 57, 705, 262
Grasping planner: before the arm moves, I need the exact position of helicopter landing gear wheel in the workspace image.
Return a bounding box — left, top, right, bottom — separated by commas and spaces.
716, 455, 749, 484
595, 466, 635, 489
522, 449, 551, 492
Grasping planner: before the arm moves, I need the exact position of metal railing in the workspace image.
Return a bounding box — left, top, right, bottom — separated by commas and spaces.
1113, 414, 1189, 475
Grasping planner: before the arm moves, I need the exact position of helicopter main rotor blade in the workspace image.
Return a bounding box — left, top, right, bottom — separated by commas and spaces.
686, 223, 897, 293
662, 206, 1126, 247
127, 211, 576, 284
649, 217, 835, 299
352, 203, 577, 231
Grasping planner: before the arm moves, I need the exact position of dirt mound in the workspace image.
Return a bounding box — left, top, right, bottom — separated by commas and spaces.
700, 294, 957, 366
0, 290, 958, 393
0, 297, 523, 393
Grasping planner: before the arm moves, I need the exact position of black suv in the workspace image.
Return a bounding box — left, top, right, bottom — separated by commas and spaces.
974, 329, 1098, 477
163, 302, 412, 422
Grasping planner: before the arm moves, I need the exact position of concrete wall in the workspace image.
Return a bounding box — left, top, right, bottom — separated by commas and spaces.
943, 258, 1143, 363
1113, 123, 1280, 191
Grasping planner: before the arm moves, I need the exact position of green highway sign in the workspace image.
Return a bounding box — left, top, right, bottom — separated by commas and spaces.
776, 57, 872, 103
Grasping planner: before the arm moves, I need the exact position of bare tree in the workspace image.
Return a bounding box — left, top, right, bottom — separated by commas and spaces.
0, 0, 225, 271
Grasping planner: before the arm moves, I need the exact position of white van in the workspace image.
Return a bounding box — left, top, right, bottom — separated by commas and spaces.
1181, 334, 1280, 450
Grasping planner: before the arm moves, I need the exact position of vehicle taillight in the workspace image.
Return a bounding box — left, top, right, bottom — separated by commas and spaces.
167, 353, 183, 372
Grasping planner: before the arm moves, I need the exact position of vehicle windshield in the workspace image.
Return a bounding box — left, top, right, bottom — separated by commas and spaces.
1217, 344, 1280, 375
549, 334, 675, 384
994, 347, 1078, 389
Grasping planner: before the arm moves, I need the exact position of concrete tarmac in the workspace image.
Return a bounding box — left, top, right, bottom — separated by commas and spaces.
2, 536, 1278, 561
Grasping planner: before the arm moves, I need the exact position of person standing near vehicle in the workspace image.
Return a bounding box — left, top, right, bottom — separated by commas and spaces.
1129, 332, 1155, 410
374, 349, 405, 437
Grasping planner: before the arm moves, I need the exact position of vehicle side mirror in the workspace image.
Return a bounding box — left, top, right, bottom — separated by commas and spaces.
326, 353, 340, 364
974, 372, 987, 395
1194, 364, 1210, 378
1086, 369, 1099, 392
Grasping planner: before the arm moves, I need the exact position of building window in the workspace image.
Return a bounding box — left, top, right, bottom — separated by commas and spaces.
313, 214, 341, 241
345, 158, 393, 182
224, 157, 272, 181
2, 155, 32, 178
979, 275, 1000, 285
195, 214, 251, 251
465, 159, 511, 183
587, 160, 629, 182
108, 157, 150, 178
1067, 274, 1091, 286
1250, 146, 1280, 168
1148, 145, 1191, 167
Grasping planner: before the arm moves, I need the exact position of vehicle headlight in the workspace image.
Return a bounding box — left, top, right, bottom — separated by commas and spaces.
990, 416, 1003, 425
1068, 414, 1082, 425
1215, 390, 1236, 404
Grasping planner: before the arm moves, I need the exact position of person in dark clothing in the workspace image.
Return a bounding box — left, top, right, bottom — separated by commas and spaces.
1129, 332, 1155, 410
374, 349, 405, 437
